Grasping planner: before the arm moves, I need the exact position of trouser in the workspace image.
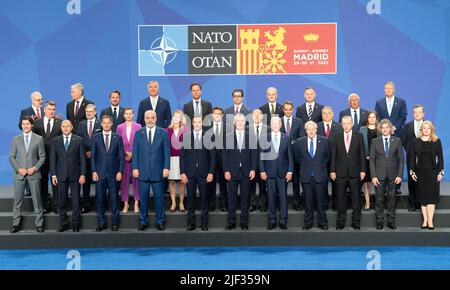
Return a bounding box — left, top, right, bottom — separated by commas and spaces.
406, 162, 417, 208
302, 178, 328, 226
120, 161, 140, 202
81, 158, 92, 206
96, 175, 120, 226
375, 178, 397, 224
227, 169, 251, 225
13, 177, 43, 227
40, 161, 58, 209
139, 180, 165, 226
336, 175, 362, 227
291, 163, 302, 208
208, 164, 227, 209
250, 170, 267, 209
58, 181, 81, 226
187, 173, 209, 225
267, 177, 288, 225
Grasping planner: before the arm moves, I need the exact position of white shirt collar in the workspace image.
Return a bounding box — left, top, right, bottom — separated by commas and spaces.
194, 130, 202, 136
76, 97, 84, 104
63, 134, 72, 139
103, 130, 112, 135
150, 95, 159, 101
111, 105, 119, 110
386, 95, 395, 103
193, 98, 201, 104
324, 120, 332, 126
345, 130, 353, 137
306, 101, 315, 107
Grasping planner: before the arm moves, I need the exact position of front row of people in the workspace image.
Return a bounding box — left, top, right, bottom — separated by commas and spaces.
9, 110, 443, 233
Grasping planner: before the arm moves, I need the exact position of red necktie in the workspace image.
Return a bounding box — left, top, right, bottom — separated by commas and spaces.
36, 108, 41, 119
326, 124, 330, 138
88, 120, 93, 139
286, 118, 291, 135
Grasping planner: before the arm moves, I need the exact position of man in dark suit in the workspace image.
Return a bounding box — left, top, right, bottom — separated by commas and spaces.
136, 81, 172, 128
330, 116, 367, 230
19, 91, 43, 129
76, 104, 101, 213
375, 82, 407, 137
260, 116, 293, 230
66, 83, 94, 133
249, 109, 269, 212
180, 116, 216, 231
132, 110, 171, 231
223, 114, 257, 230
338, 93, 369, 132
91, 115, 124, 232
100, 90, 125, 132
280, 101, 305, 211
183, 83, 213, 125
224, 89, 251, 118
50, 120, 86, 232
32, 101, 62, 213
259, 87, 283, 127
296, 87, 324, 124
293, 121, 330, 230
370, 119, 404, 230
401, 105, 425, 211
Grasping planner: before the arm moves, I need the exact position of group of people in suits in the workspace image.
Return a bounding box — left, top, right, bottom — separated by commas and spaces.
9, 81, 444, 233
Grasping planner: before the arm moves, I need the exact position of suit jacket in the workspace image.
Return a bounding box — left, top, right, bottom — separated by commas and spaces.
100, 106, 125, 132
259, 133, 294, 178
375, 96, 407, 136
66, 98, 94, 133
317, 121, 343, 140
259, 102, 284, 126
369, 136, 404, 180
18, 106, 43, 129
116, 122, 142, 157
248, 123, 270, 171
338, 108, 369, 131
401, 121, 418, 168
224, 105, 251, 117
183, 99, 213, 121
136, 96, 172, 128
90, 132, 124, 179
180, 131, 216, 178
359, 126, 380, 157
409, 138, 444, 172
296, 102, 324, 123
9, 133, 46, 181
330, 132, 366, 178
206, 122, 227, 165
32, 118, 62, 155
131, 126, 170, 182
222, 130, 258, 178
281, 116, 305, 142
293, 136, 330, 183
76, 118, 102, 153
50, 135, 86, 182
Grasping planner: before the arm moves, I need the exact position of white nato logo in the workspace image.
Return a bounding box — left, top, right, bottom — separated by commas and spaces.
148, 34, 180, 66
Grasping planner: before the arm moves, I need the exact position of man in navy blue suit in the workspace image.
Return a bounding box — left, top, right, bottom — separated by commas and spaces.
132, 110, 170, 231
296, 87, 324, 124
339, 93, 369, 132
223, 114, 257, 230
293, 121, 330, 230
91, 115, 124, 232
224, 89, 251, 118
180, 116, 216, 231
136, 81, 172, 128
375, 82, 407, 137
260, 117, 293, 230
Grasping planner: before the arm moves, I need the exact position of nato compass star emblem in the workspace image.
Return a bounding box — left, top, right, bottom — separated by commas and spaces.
148, 34, 180, 66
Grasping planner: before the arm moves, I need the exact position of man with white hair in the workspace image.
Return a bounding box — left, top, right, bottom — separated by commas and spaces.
19, 91, 43, 129
259, 87, 284, 127
66, 83, 94, 133
339, 93, 369, 131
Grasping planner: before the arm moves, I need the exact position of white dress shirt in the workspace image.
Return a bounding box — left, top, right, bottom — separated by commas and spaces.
213, 121, 222, 136
271, 131, 281, 152
150, 95, 159, 110
43, 117, 54, 134
193, 98, 202, 115
386, 96, 395, 116
308, 135, 317, 157
253, 123, 262, 139
126, 125, 132, 142
350, 107, 360, 125
74, 97, 84, 115
414, 120, 423, 138
323, 121, 332, 133
146, 126, 156, 143
111, 105, 120, 118
306, 101, 316, 112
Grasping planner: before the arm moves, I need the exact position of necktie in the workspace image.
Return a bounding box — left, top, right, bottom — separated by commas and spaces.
25, 135, 30, 152
309, 138, 314, 158
387, 100, 393, 116
353, 110, 358, 127
64, 136, 69, 151
256, 125, 260, 147
274, 134, 279, 153
36, 108, 41, 119
195, 132, 201, 149
415, 122, 421, 138
113, 107, 117, 120
215, 124, 219, 137
307, 104, 313, 119
75, 101, 80, 116
270, 104, 275, 115
345, 133, 351, 153
238, 132, 243, 152
384, 137, 389, 157
286, 118, 291, 136
326, 124, 330, 138
148, 129, 153, 144
235, 106, 239, 115
46, 119, 51, 137
195, 101, 200, 116
88, 120, 93, 139
105, 134, 110, 152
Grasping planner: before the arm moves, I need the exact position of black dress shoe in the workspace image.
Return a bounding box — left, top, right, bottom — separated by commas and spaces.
421, 225, 428, 229
209, 206, 216, 212
249, 206, 256, 212
138, 224, 148, 231
240, 224, 249, 230
57, 224, 70, 232
225, 224, 236, 230
220, 207, 227, 212
81, 206, 90, 214
303, 224, 313, 230
187, 224, 196, 231
353, 225, 361, 230
279, 224, 288, 230
53, 208, 59, 214
73, 225, 80, 232
267, 224, 276, 230
201, 224, 208, 231
10, 225, 20, 233
95, 224, 107, 232
387, 223, 397, 230
292, 205, 300, 211
428, 226, 435, 230
156, 224, 166, 231
336, 225, 345, 230
408, 207, 416, 212
43, 207, 53, 214
111, 225, 119, 232
36, 227, 44, 233
319, 225, 328, 230
260, 207, 268, 212
376, 223, 383, 230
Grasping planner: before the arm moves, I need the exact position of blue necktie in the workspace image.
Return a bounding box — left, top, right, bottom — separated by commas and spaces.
25, 135, 30, 152
353, 110, 358, 127
274, 134, 279, 153
64, 136, 69, 151
384, 137, 389, 157
309, 138, 314, 158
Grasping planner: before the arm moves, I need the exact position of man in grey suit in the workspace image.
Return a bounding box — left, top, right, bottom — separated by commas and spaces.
9, 116, 46, 233
370, 119, 404, 230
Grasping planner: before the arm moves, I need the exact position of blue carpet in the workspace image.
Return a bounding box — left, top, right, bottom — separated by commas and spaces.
0, 247, 449, 270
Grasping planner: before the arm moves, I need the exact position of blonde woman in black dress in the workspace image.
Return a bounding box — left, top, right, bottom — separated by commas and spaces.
409, 121, 444, 230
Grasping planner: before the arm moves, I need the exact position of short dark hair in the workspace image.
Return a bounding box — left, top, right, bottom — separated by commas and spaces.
20, 116, 34, 129
101, 114, 113, 123
123, 107, 133, 113
283, 100, 294, 109
190, 83, 202, 91
109, 90, 121, 98
232, 89, 244, 97
213, 107, 224, 114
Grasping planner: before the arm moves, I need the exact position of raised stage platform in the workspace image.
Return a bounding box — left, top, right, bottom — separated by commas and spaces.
0, 183, 449, 249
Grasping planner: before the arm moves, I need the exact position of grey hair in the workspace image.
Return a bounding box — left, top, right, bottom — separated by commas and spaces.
304, 120, 318, 130
348, 93, 360, 101
266, 87, 278, 94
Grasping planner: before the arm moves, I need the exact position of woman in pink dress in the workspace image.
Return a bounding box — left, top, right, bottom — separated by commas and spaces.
116, 108, 142, 213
